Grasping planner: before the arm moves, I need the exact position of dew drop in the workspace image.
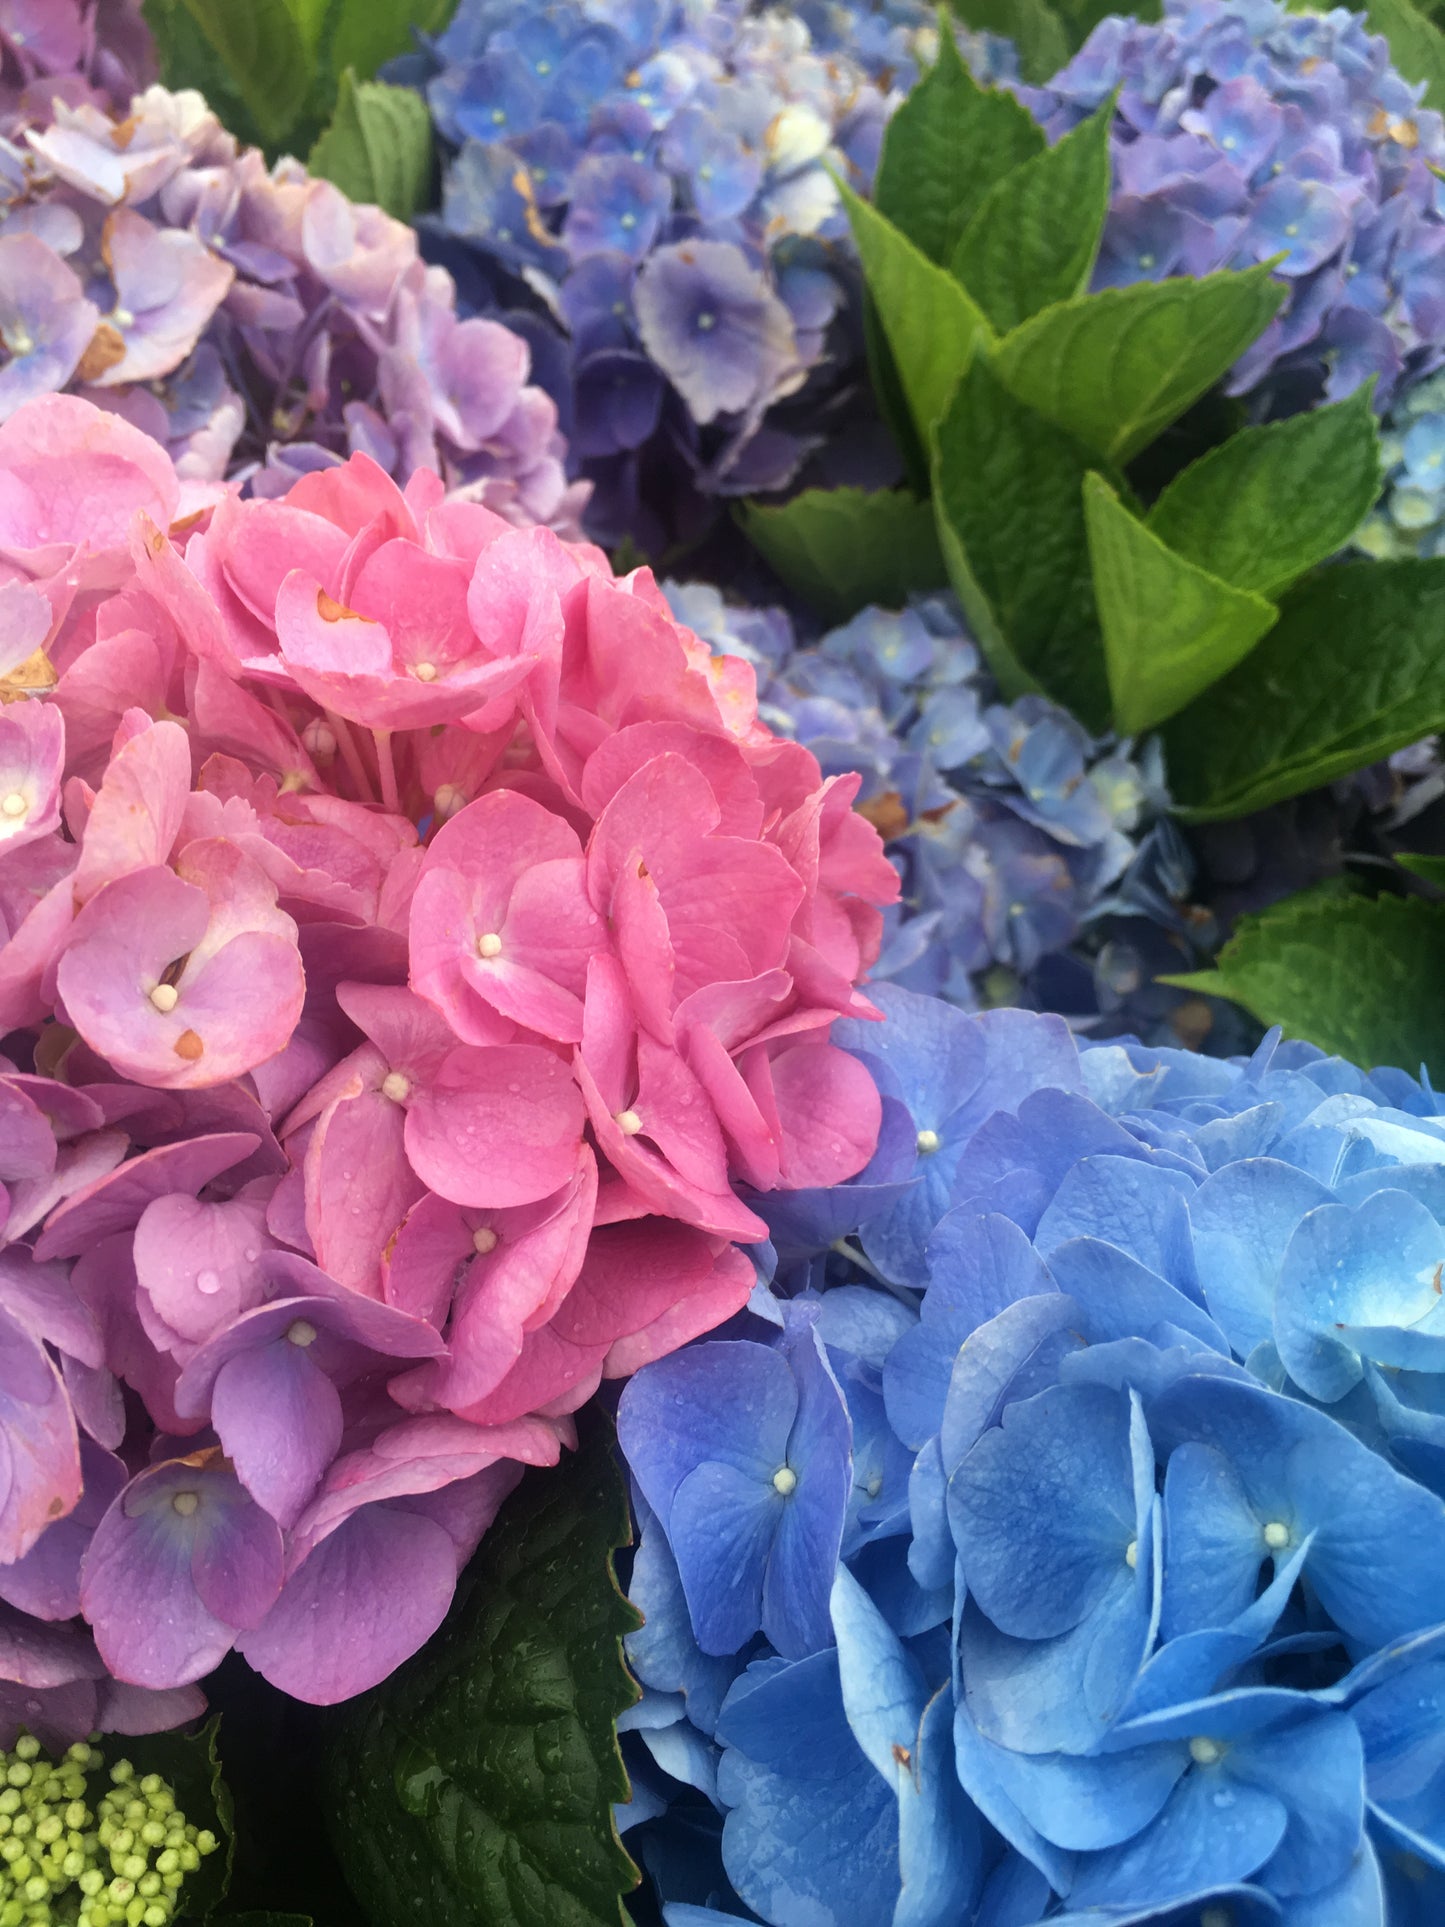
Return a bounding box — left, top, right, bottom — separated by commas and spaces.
195, 1270, 222, 1296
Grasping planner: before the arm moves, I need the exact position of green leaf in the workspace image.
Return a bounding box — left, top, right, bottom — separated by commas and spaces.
175, 0, 311, 145
329, 0, 459, 85
218, 1916, 314, 1925
281, 0, 329, 57
143, 0, 269, 150
736, 487, 947, 622
951, 99, 1113, 334
1084, 473, 1278, 734
1365, 0, 1445, 108
933, 356, 1111, 725
1166, 892, 1445, 1075
1163, 558, 1445, 818
1054, 0, 1161, 41
1399, 852, 1445, 888
991, 266, 1286, 465
1145, 384, 1382, 597
949, 0, 1070, 82
840, 179, 993, 445
127, 1717, 234, 1920
321, 1410, 641, 1927
307, 70, 433, 218
863, 293, 930, 497
874, 24, 1044, 262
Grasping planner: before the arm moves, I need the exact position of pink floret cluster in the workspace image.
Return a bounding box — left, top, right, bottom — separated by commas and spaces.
0, 393, 896, 1726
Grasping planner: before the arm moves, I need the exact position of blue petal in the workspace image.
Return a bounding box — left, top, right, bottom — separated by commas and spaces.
626, 1500, 743, 1735
1047, 1238, 1230, 1353
1189, 1157, 1333, 1357
764, 1318, 852, 1659
1161, 1441, 1269, 1638
1036, 1156, 1201, 1291
938, 1293, 1083, 1477
618, 1340, 796, 1530
1066, 1756, 1288, 1910
671, 1459, 781, 1657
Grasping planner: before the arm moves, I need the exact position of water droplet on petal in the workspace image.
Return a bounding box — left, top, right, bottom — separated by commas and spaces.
195, 1270, 222, 1296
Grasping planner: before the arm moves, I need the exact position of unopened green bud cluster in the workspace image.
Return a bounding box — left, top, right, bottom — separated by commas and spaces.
0, 1737, 218, 1927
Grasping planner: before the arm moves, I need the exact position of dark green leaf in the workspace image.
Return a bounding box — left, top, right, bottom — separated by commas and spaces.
127, 1717, 234, 1920
736, 487, 947, 622
1165, 892, 1445, 1075
1085, 473, 1277, 734
1366, 0, 1445, 108
1163, 558, 1445, 818
949, 0, 1070, 82
992, 266, 1285, 464
933, 356, 1110, 725
322, 1410, 641, 1927
1145, 384, 1381, 597
216, 1915, 314, 1925
308, 70, 433, 218
329, 0, 459, 83
143, 0, 268, 150
1054, 0, 1161, 41
874, 24, 1044, 262
951, 99, 1113, 333
863, 293, 930, 497
839, 179, 993, 442
176, 0, 311, 145
1399, 852, 1445, 887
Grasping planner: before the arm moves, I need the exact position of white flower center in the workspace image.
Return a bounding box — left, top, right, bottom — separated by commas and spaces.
413, 661, 438, 682
381, 1071, 412, 1103
472, 1226, 499, 1256
1263, 1520, 1291, 1549
1124, 1539, 1138, 1569
0, 792, 26, 819
433, 783, 466, 819
1189, 1736, 1225, 1767
171, 1491, 199, 1517
477, 932, 503, 959
916, 1128, 941, 1154
616, 1108, 643, 1136
286, 1319, 318, 1347
148, 984, 180, 1013
772, 1466, 797, 1496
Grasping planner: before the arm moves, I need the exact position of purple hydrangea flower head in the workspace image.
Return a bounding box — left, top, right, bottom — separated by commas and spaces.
1027, 0, 1445, 412
418, 0, 974, 550
618, 1011, 1445, 1924
0, 82, 588, 531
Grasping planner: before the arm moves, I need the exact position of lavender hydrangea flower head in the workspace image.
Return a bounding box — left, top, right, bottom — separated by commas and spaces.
666, 582, 1158, 1011
418, 0, 917, 551
1025, 0, 1445, 411
0, 80, 588, 530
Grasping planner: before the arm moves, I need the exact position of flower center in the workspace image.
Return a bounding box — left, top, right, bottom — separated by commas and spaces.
433, 783, 466, 819
476, 932, 503, 958
696, 310, 717, 331
0, 792, 25, 818
148, 983, 180, 1013
286, 1319, 318, 1347
381, 1071, 412, 1103
1189, 1736, 1225, 1767
620, 212, 638, 230
171, 1492, 199, 1517
112, 307, 134, 330
615, 1108, 644, 1136
412, 661, 439, 682
916, 1128, 941, 1154
772, 1466, 797, 1496
1124, 1539, 1138, 1568
472, 1226, 498, 1255
1263, 1520, 1290, 1549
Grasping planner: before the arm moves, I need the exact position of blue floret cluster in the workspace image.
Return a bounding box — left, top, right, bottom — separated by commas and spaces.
1023, 0, 1445, 412
618, 985, 1445, 1925
666, 585, 1159, 1011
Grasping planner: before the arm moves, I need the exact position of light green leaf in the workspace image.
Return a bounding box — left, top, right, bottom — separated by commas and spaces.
308, 70, 433, 218
176, 0, 311, 144
1163, 558, 1445, 818
951, 98, 1113, 334
840, 179, 993, 444
330, 0, 459, 83
280, 0, 329, 57
1166, 892, 1445, 1075
949, 0, 1070, 82
321, 1410, 641, 1927
1085, 473, 1278, 735
1145, 384, 1381, 597
736, 487, 947, 623
1398, 852, 1445, 888
875, 23, 1044, 262
933, 356, 1111, 726
1366, 0, 1445, 108
991, 266, 1285, 464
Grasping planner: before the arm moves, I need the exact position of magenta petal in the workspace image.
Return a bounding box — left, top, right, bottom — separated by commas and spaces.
767, 1038, 882, 1187
133, 1190, 274, 1350
0, 1249, 100, 1366
210, 1343, 341, 1529
404, 1043, 586, 1208
95, 1678, 209, 1737
0, 1441, 125, 1622
60, 1353, 125, 1451
0, 1302, 82, 1562
236, 1502, 461, 1703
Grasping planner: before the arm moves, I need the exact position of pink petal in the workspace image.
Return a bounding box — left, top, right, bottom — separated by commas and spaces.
404, 1043, 586, 1208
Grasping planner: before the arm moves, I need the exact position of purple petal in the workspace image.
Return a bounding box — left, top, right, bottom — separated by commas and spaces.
211, 1342, 341, 1529
34, 1132, 260, 1260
